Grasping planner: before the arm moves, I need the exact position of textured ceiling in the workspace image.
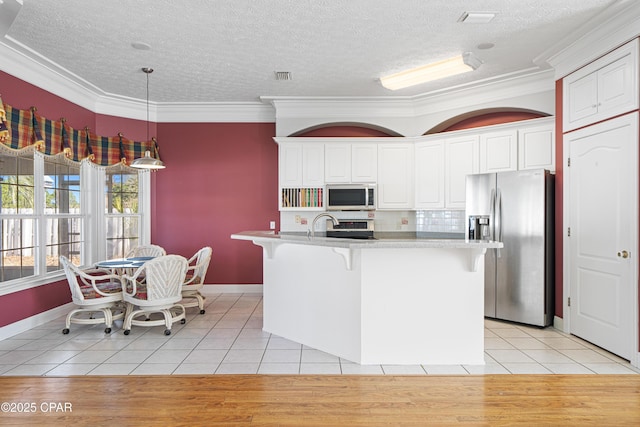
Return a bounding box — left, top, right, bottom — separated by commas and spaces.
2, 0, 620, 103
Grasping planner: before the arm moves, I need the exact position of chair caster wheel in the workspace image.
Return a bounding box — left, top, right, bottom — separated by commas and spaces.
181, 318, 186, 324
104, 327, 111, 334
164, 329, 171, 336
199, 309, 205, 314
62, 328, 70, 334
124, 329, 131, 335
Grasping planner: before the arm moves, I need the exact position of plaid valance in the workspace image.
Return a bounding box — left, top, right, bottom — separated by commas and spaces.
0, 95, 162, 167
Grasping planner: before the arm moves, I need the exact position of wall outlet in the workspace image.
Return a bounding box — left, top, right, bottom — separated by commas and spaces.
269, 221, 276, 230
295, 215, 301, 224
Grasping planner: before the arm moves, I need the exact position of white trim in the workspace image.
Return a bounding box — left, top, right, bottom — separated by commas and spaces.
553, 315, 564, 333
545, 0, 640, 79
0, 302, 73, 341
0, 286, 262, 340
201, 284, 263, 295
155, 102, 274, 123
263, 70, 555, 137
0, 38, 275, 123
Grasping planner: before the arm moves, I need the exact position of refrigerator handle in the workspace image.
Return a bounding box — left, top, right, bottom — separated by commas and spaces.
489, 188, 496, 239
496, 188, 502, 257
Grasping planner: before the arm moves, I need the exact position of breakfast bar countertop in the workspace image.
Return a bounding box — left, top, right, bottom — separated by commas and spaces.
231, 230, 503, 250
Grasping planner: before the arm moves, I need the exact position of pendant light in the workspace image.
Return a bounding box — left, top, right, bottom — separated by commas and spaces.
131, 67, 165, 169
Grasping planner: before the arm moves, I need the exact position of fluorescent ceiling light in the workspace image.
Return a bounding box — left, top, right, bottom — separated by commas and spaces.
380, 53, 482, 91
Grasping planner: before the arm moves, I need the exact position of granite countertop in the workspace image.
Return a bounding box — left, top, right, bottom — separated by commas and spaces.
231, 230, 503, 249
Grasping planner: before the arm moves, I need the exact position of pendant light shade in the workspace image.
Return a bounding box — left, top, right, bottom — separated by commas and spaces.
131, 67, 165, 170
131, 150, 165, 169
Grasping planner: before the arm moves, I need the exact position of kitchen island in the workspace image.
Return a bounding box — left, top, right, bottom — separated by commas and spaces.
231, 231, 503, 365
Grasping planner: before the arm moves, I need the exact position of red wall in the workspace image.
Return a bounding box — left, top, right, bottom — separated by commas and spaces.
152, 122, 278, 284
554, 80, 564, 318
0, 71, 277, 327
442, 112, 546, 132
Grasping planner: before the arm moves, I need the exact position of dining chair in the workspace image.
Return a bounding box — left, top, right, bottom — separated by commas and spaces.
60, 255, 125, 334
125, 244, 166, 258
182, 246, 212, 314
121, 254, 188, 336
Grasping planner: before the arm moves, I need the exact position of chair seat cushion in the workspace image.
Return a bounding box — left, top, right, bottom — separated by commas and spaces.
79, 280, 122, 299
184, 274, 201, 286
126, 282, 148, 300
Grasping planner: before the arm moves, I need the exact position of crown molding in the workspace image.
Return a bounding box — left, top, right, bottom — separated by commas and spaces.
262, 68, 554, 122
0, 36, 275, 123
542, 0, 640, 79
155, 102, 275, 123
261, 96, 416, 119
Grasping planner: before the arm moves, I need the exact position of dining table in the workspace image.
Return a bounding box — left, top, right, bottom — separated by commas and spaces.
95, 256, 155, 276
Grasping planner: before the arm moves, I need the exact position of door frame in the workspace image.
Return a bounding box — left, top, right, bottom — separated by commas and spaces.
562, 112, 639, 368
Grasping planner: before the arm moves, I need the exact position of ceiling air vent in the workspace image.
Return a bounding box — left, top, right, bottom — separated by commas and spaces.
274, 71, 292, 81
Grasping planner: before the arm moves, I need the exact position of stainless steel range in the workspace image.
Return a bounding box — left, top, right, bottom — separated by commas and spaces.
326, 219, 375, 239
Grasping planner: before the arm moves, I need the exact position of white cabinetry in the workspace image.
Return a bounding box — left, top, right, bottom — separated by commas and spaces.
324, 143, 351, 183
378, 143, 414, 209
351, 143, 378, 182
479, 129, 518, 173
277, 140, 324, 210
324, 142, 377, 183
445, 135, 479, 209
415, 140, 445, 209
278, 142, 324, 187
518, 123, 555, 171
563, 38, 638, 132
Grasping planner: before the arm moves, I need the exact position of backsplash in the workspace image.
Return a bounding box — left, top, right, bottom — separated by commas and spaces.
280, 210, 465, 234
416, 210, 466, 234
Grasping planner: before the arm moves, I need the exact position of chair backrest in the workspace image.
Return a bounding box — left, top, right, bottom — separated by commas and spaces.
127, 244, 166, 258
60, 255, 86, 303
186, 246, 212, 285
135, 255, 188, 304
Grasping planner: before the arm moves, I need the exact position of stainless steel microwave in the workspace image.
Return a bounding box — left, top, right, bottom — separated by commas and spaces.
326, 184, 376, 211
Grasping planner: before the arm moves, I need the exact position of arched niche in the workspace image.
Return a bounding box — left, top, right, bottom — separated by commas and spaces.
292, 123, 402, 137
424, 108, 550, 135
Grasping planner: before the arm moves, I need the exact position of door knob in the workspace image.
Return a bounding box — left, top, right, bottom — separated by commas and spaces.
617, 250, 629, 259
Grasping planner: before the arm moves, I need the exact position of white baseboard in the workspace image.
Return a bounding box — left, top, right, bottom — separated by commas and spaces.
0, 285, 263, 341
201, 284, 263, 294
0, 302, 74, 341
553, 315, 565, 332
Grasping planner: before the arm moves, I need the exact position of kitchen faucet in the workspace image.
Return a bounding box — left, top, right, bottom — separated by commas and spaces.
309, 213, 340, 238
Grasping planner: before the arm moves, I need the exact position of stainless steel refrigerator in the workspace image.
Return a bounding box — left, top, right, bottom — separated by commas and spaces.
465, 169, 554, 327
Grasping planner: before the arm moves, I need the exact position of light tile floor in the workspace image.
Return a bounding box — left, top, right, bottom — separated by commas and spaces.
0, 293, 638, 376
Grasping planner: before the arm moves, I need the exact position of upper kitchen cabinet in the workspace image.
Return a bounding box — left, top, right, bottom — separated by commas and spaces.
324, 142, 377, 183
445, 135, 479, 209
378, 143, 414, 209
518, 121, 555, 171
479, 129, 518, 173
415, 139, 445, 209
351, 143, 378, 182
563, 38, 638, 132
278, 141, 324, 188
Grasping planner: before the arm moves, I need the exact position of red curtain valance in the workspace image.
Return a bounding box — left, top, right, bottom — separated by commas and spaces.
0, 96, 162, 167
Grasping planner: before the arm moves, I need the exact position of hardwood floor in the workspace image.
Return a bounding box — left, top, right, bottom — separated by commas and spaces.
1, 374, 639, 425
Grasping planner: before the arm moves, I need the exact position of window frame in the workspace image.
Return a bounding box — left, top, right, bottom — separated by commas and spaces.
0, 151, 151, 296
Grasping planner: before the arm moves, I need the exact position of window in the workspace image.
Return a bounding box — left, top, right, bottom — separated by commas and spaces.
0, 148, 149, 294
43, 157, 83, 270
105, 171, 140, 259
0, 153, 36, 282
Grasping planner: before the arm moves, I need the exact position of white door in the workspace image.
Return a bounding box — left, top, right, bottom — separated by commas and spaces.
567, 113, 638, 360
